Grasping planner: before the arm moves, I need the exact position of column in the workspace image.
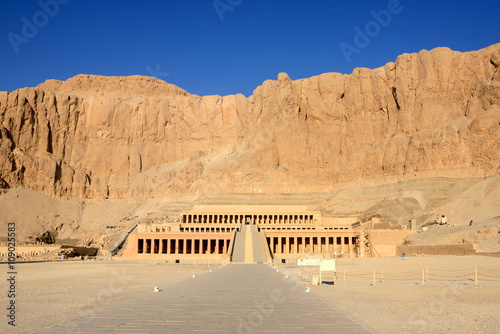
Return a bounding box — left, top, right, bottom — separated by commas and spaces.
278, 236, 282, 254
183, 239, 187, 254
334, 237, 337, 254
293, 236, 297, 253
223, 239, 227, 254
326, 236, 330, 255
348, 236, 352, 258
269, 237, 274, 254
341, 236, 345, 255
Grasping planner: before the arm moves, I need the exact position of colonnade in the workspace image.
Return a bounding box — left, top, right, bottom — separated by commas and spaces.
182, 214, 315, 225
137, 238, 231, 255
267, 235, 356, 256
180, 227, 236, 233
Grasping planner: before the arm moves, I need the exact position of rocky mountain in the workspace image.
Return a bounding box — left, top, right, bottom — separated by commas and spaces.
1, 44, 499, 201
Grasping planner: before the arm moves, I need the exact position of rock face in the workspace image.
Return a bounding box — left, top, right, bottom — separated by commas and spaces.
1, 45, 500, 200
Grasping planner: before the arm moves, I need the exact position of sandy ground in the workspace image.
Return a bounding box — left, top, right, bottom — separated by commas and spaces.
1, 256, 499, 334
0, 259, 213, 334
279, 255, 500, 334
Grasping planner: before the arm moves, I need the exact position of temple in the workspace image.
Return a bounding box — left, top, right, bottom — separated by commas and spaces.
121, 205, 373, 263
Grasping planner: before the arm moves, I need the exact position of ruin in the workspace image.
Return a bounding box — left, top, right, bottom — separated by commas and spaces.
122, 205, 367, 262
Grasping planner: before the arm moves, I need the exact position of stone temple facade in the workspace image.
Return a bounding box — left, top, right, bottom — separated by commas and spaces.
122, 205, 363, 263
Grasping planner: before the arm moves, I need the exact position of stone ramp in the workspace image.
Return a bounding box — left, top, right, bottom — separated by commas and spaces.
37, 264, 372, 333
231, 225, 247, 262
251, 226, 267, 263
231, 225, 268, 263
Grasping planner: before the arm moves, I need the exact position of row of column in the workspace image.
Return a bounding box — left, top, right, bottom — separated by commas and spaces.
137, 238, 230, 255
257, 215, 314, 225
268, 236, 355, 256
183, 214, 243, 224
182, 214, 315, 224
182, 227, 235, 233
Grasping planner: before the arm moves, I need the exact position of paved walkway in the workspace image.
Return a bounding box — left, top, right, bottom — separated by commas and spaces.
38, 264, 373, 333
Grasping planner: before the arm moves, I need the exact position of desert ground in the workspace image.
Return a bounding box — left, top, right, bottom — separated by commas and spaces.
282, 255, 500, 334
2, 255, 499, 334
1, 260, 213, 334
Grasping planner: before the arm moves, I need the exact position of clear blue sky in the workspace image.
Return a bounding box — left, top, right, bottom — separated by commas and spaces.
1, 0, 499, 97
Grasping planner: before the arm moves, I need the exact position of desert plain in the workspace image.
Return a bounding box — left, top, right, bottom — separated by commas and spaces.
0, 255, 498, 334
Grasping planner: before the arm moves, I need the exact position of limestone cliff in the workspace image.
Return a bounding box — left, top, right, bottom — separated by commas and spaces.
1, 44, 499, 200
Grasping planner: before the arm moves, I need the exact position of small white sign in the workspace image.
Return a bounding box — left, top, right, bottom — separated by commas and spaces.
319, 259, 336, 285
320, 259, 336, 272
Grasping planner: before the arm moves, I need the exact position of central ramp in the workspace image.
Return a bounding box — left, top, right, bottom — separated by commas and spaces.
231, 224, 268, 263
38, 264, 371, 333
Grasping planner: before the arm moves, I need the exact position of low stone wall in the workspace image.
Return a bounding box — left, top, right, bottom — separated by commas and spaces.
60, 245, 99, 257
368, 230, 414, 257
396, 244, 477, 256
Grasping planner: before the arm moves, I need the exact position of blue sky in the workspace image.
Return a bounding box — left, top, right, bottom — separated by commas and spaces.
1, 0, 499, 97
